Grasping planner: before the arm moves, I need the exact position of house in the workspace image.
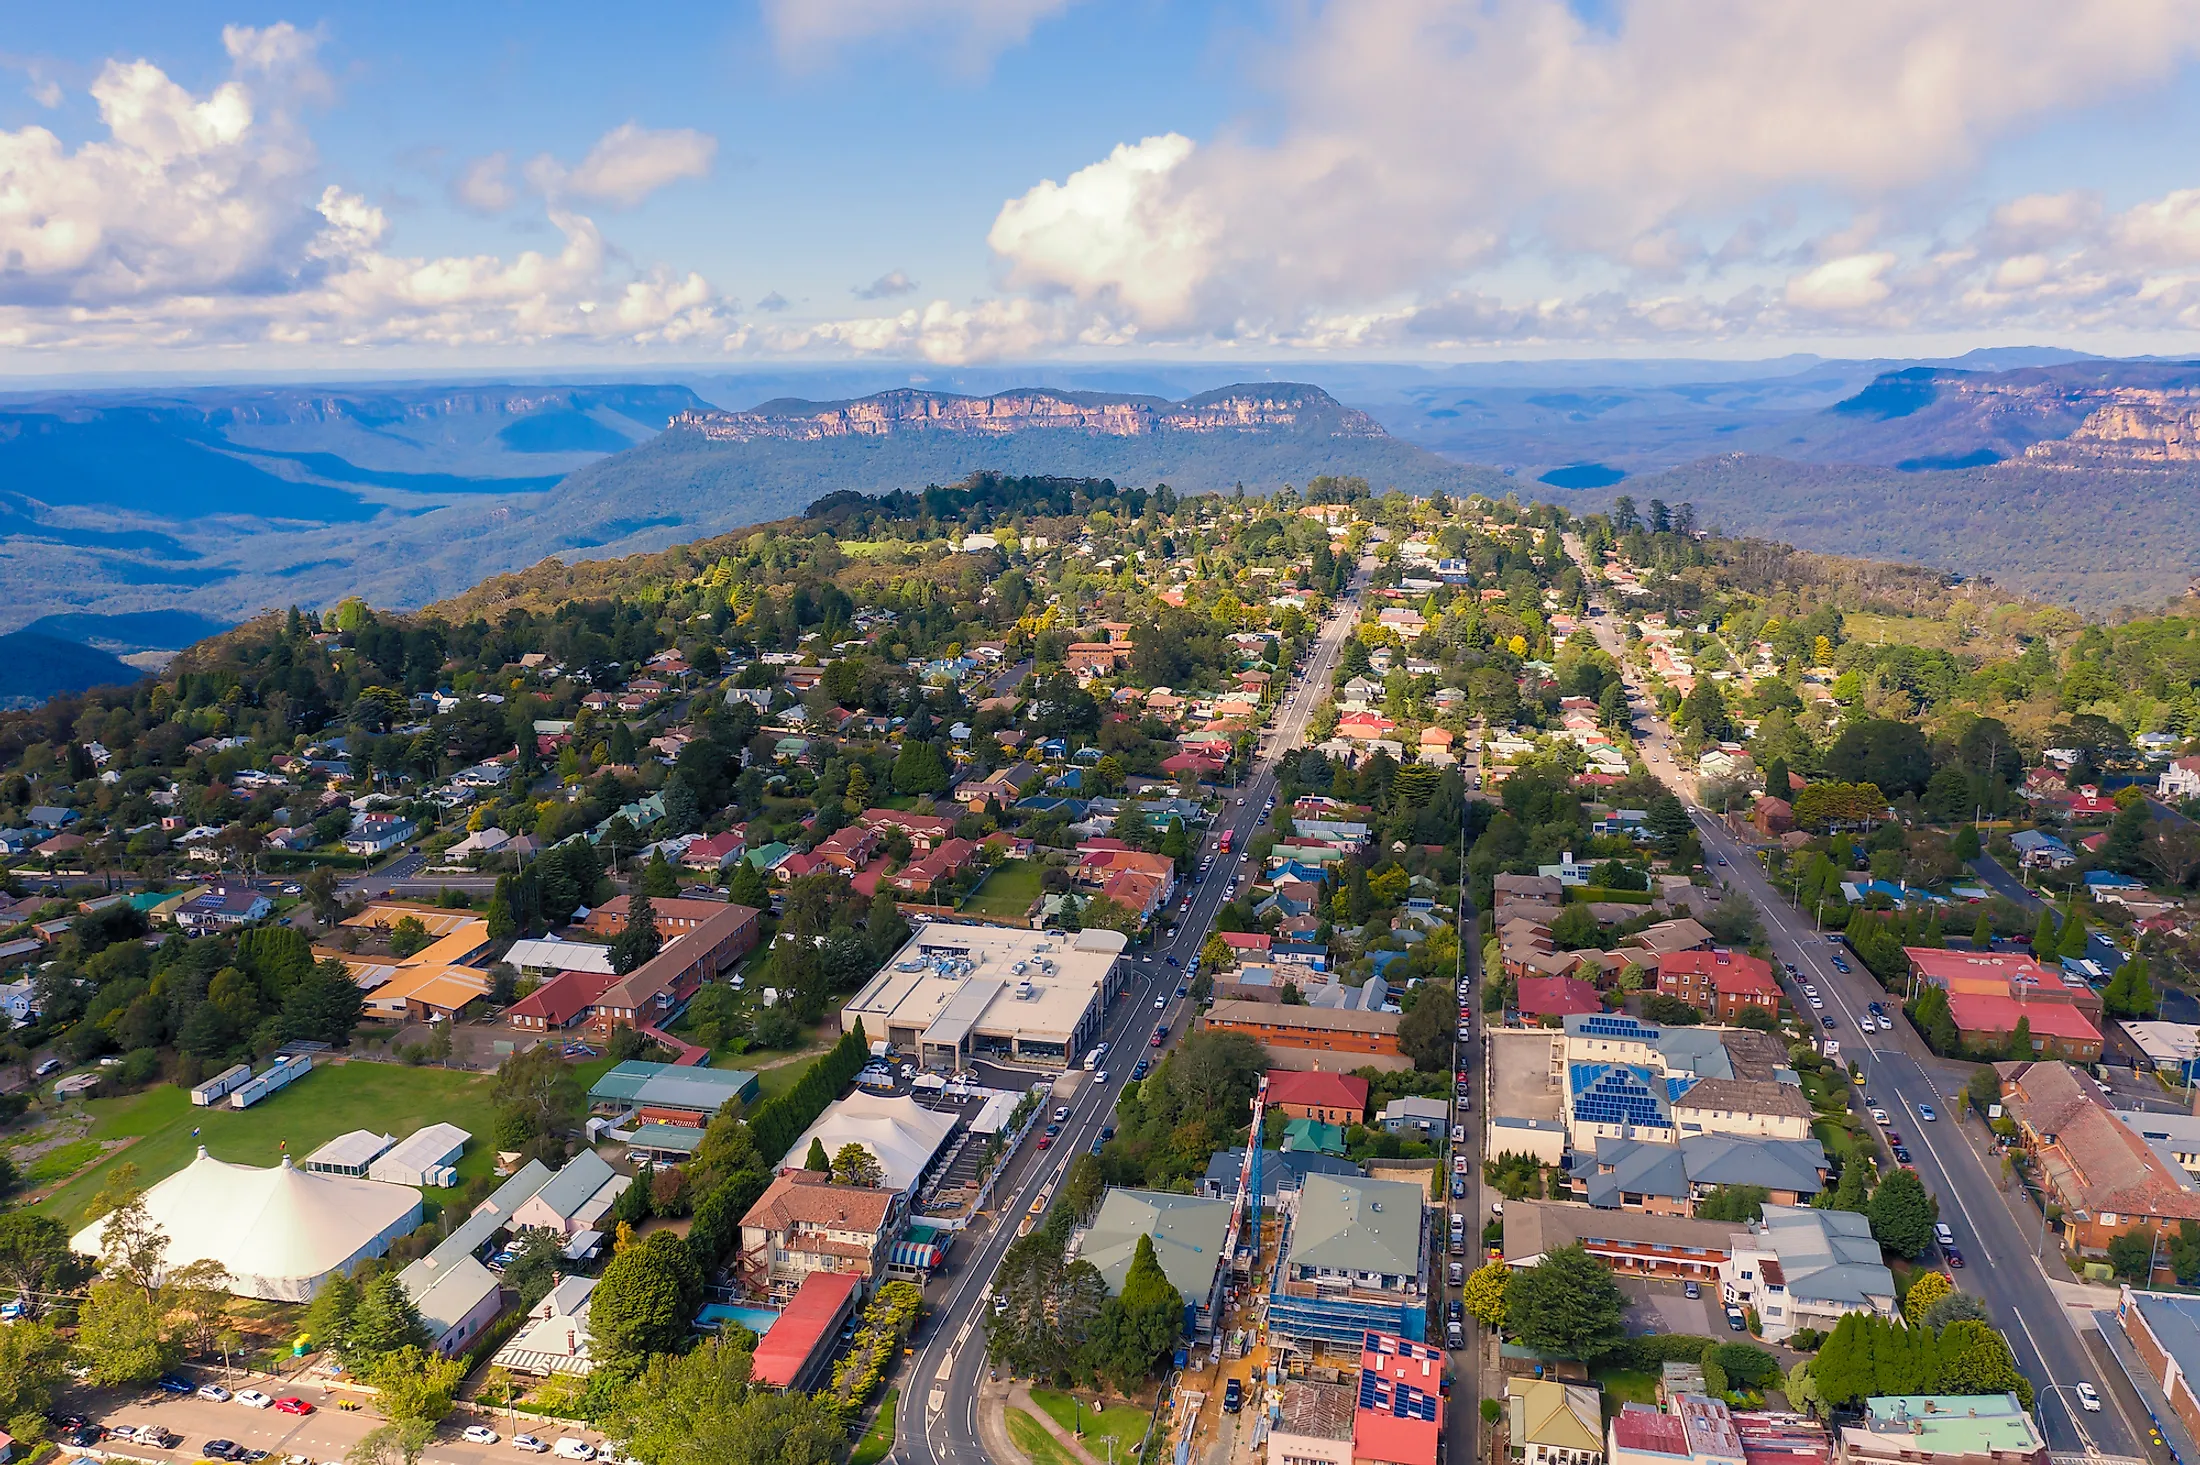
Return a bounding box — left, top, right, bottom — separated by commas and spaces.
1906, 947, 2103, 1061
1655, 951, 1780, 1022
682, 831, 746, 872
1517, 975, 1604, 1022
344, 814, 416, 856
1621, 918, 1714, 960
1569, 1135, 1828, 1215
1718, 1205, 1895, 1343
1501, 1199, 1737, 1282
173, 885, 273, 932
1510, 1380, 1605, 1465
1837, 1396, 2047, 1465
1356, 1332, 1447, 1465
510, 1150, 629, 1237
2002, 1060, 2200, 1260
2161, 758, 2200, 802
736, 1169, 901, 1299
1267, 1069, 1370, 1126
2009, 829, 2076, 870
889, 838, 979, 899
1203, 1001, 1405, 1069
1379, 1097, 1450, 1136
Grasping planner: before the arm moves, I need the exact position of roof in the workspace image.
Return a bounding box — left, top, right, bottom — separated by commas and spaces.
1205, 1000, 1401, 1036
1288, 1173, 1426, 1277
2126, 1289, 2200, 1386
1613, 1406, 1691, 1458
508, 968, 619, 1026
372, 1123, 469, 1175
1502, 1198, 1742, 1264
1276, 1380, 1357, 1443
527, 1149, 619, 1223
1513, 1381, 1603, 1453
73, 1149, 422, 1301
1082, 1188, 1232, 1304
2005, 1061, 2200, 1220
303, 1129, 396, 1170
1658, 949, 1780, 995
505, 938, 617, 975
1266, 1069, 1370, 1115
1517, 974, 1603, 1017
1680, 1134, 1828, 1195
1946, 991, 2102, 1043
1201, 1147, 1363, 1199
741, 1168, 896, 1236
1848, 1395, 2043, 1459
1356, 1332, 1444, 1465
1744, 1205, 1893, 1306
749, 1270, 861, 1388
1671, 1077, 1813, 1121
588, 1060, 759, 1114
781, 1092, 958, 1194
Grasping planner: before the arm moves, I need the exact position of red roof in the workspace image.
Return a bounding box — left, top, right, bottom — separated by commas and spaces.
1221, 931, 1273, 951
1265, 1069, 1369, 1115
506, 968, 618, 1026
1946, 992, 2102, 1044
749, 1270, 861, 1389
1612, 1409, 1690, 1458
1515, 974, 1603, 1018
1657, 949, 1779, 997
1354, 1331, 1444, 1465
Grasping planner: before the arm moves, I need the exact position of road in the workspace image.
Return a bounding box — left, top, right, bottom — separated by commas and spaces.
896, 570, 1371, 1465
1575, 560, 2141, 1458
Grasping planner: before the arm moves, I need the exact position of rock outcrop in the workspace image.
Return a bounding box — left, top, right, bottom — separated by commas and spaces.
671, 383, 1387, 443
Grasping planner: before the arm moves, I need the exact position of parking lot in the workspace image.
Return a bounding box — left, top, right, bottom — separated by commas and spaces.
1618, 1276, 1733, 1338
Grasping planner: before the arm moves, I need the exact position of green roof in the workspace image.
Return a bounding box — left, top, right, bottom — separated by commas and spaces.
1282, 1118, 1347, 1155
1859, 1395, 2042, 1456
589, 1060, 758, 1111
1287, 1173, 1426, 1279
1083, 1188, 1232, 1304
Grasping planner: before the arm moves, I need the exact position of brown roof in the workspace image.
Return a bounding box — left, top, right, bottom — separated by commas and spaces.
1717, 1028, 1791, 1083
1502, 1198, 1742, 1263
741, 1168, 896, 1235
2006, 1060, 2200, 1221
1278, 1380, 1356, 1443
1672, 1078, 1813, 1121
1205, 1000, 1401, 1036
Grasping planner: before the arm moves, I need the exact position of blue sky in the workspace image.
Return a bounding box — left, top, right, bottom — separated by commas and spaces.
8, 1, 2200, 371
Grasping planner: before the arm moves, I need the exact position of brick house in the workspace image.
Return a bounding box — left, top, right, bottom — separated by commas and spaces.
2003, 1060, 2200, 1263
737, 1169, 902, 1300
1655, 950, 1781, 1022
1266, 1069, 1370, 1127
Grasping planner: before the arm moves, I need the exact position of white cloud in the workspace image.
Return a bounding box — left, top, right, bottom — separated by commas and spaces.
0, 32, 735, 357
453, 151, 516, 213
27, 76, 61, 109
1785, 254, 1897, 312
765, 0, 1076, 72
539, 121, 717, 209
985, 0, 2200, 341
852, 269, 917, 299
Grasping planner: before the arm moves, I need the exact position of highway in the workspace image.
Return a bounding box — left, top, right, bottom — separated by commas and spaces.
1576, 564, 2142, 1458
895, 568, 1370, 1465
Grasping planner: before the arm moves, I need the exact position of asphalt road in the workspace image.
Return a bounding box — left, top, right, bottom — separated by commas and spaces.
895, 570, 1370, 1465
1576, 570, 2142, 1458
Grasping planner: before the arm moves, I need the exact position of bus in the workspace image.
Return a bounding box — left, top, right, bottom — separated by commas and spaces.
1219, 827, 1234, 855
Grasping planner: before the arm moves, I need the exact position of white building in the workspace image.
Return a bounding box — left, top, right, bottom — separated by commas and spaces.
840, 924, 1127, 1069
1717, 1204, 1894, 1343
780, 1091, 959, 1198
2161, 757, 2200, 802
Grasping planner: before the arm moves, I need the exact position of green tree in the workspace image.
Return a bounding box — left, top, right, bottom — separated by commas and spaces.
1922, 1292, 1992, 1330
1696, 1185, 1770, 1223
611, 893, 666, 975
604, 1336, 847, 1465
1868, 1167, 1939, 1259
368, 1345, 465, 1424
282, 958, 367, 1045
831, 1142, 885, 1189
1083, 1234, 1183, 1392
1903, 1270, 1953, 1324
347, 1420, 437, 1465
75, 1278, 176, 1386
804, 1137, 831, 1172
1936, 1319, 2033, 1407
0, 1212, 89, 1318
639, 850, 681, 898
491, 1041, 584, 1152
590, 1230, 704, 1365
0, 1315, 70, 1433
2108, 1228, 2158, 1283
892, 739, 950, 796
728, 859, 772, 910
344, 1274, 431, 1370
304, 1270, 360, 1355
1397, 988, 1455, 1072
1501, 1245, 1626, 1361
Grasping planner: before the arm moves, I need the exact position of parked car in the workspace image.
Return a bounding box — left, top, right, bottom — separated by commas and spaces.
272, 1397, 313, 1416
1684, 1280, 1701, 1299
155, 1374, 195, 1394
198, 1385, 232, 1403
204, 1443, 244, 1461
552, 1439, 595, 1460
464, 1428, 501, 1445
1223, 1379, 1243, 1414
1945, 1248, 1965, 1269
1052, 1107, 1071, 1123
512, 1438, 550, 1455
236, 1390, 272, 1409
1725, 1307, 1747, 1332
1891, 1145, 1911, 1164
1450, 1175, 1465, 1198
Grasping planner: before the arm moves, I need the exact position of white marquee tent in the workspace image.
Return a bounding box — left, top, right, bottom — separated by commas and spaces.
71, 1147, 424, 1301
779, 1092, 958, 1196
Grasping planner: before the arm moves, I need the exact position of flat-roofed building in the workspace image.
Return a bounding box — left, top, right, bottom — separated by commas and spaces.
1838, 1396, 2047, 1465
303, 1129, 396, 1177
1270, 1174, 1430, 1349
841, 924, 1127, 1069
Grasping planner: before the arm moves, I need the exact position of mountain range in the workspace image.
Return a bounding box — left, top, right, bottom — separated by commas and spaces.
12, 352, 2200, 702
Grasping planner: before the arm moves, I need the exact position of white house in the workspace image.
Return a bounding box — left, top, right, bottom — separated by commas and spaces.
2161, 757, 2200, 802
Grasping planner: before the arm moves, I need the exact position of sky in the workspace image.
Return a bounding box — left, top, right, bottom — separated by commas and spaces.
10, 0, 2200, 373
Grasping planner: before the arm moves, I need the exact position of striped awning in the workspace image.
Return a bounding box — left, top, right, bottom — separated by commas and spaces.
890, 1238, 943, 1270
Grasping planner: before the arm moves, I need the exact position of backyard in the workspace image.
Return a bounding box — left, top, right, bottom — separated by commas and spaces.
962, 860, 1045, 921
1589, 1366, 1658, 1419
31, 1059, 503, 1230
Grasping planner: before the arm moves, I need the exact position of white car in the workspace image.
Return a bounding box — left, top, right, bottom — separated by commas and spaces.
236, 1390, 272, 1409
553, 1441, 596, 1461
2076, 1383, 2101, 1412
198, 1385, 232, 1402
464, 1428, 501, 1445
512, 1439, 550, 1455
1869, 1108, 1891, 1125
1809, 996, 1824, 1009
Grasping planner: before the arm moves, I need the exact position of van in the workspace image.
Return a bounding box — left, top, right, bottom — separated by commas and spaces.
1934, 1222, 1956, 1250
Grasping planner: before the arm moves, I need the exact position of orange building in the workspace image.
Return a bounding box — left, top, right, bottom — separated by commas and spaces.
1203, 1001, 1402, 1062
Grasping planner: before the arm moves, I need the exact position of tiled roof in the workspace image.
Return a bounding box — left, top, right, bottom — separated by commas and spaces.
740, 1169, 896, 1235
1265, 1069, 1370, 1114
1671, 1077, 1813, 1120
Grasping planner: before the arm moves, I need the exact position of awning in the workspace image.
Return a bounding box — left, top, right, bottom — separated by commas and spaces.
890, 1238, 944, 1270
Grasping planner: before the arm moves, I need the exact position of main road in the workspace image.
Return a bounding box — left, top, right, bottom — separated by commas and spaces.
895, 566, 1371, 1465
1575, 556, 2140, 1458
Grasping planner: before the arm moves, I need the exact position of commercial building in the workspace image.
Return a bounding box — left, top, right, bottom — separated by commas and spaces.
589, 901, 763, 1031
588, 1060, 760, 1126
1204, 1001, 1406, 1070
1080, 1188, 1233, 1335
334, 904, 496, 1020
1837, 1396, 2047, 1465
780, 1091, 959, 1198
1501, 1200, 1737, 1283
2123, 1022, 2200, 1085
1718, 1205, 1894, 1344
2001, 1060, 2200, 1259
750, 1269, 863, 1392
71, 1148, 422, 1302
1269, 1174, 1430, 1348
1905, 947, 2103, 1062
737, 1169, 902, 1299
2117, 1286, 2200, 1452
1610, 1396, 1744, 1465
840, 924, 1128, 1069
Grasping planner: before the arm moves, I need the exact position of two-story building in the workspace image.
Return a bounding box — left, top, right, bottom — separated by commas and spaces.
737, 1169, 901, 1301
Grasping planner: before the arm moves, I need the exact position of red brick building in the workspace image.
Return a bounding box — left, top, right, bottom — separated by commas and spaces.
1656, 950, 1781, 1022
1266, 1069, 1370, 1126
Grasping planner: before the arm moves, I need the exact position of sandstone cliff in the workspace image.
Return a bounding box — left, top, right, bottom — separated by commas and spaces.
670, 383, 1386, 443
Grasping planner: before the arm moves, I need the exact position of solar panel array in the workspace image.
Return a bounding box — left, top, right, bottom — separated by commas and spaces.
1569, 1063, 1673, 1130
1359, 1370, 1442, 1421
1577, 1014, 1659, 1041
1665, 1075, 1700, 1103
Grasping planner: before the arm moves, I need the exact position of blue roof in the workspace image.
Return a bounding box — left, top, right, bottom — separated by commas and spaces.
1568, 1063, 1673, 1130
2085, 871, 2144, 888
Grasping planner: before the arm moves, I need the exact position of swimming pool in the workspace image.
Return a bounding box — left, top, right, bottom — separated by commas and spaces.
695, 1302, 780, 1336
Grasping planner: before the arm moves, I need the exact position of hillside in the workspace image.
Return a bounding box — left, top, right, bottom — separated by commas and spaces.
0, 630, 146, 708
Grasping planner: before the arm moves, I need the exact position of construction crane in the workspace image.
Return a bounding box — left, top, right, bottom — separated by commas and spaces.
1218, 1073, 1269, 1269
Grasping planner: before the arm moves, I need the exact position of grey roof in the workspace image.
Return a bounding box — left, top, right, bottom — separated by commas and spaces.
1575, 1138, 1691, 1208
1652, 1027, 1734, 1080
1750, 1203, 1894, 1305
1380, 1097, 1451, 1122
1083, 1188, 1232, 1304
1681, 1134, 1827, 1195
587, 1060, 758, 1113
529, 1149, 617, 1223
399, 1159, 558, 1335
2127, 1290, 2200, 1382
1202, 1148, 1362, 1200
1288, 1173, 1426, 1278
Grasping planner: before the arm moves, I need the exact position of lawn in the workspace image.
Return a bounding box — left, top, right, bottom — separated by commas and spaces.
1031, 1389, 1150, 1463
1589, 1367, 1658, 1419
1006, 1410, 1081, 1465
851, 1389, 898, 1465
34, 1060, 502, 1231
1813, 1117, 1864, 1167
18, 1137, 104, 1187
963, 860, 1044, 920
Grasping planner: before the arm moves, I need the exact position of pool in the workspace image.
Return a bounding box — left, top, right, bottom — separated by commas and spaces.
695, 1302, 780, 1337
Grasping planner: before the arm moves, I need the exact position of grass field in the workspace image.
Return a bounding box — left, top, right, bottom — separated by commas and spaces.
851, 1389, 898, 1465
1006, 1410, 1080, 1465
962, 860, 1043, 920
1031, 1390, 1149, 1462
33, 1061, 502, 1231
19, 1137, 104, 1186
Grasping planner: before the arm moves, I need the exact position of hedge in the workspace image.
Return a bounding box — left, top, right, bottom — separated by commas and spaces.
746, 1020, 870, 1162
1563, 886, 1656, 906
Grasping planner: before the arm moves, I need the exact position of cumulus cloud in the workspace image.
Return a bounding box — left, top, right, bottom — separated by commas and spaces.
0, 31, 734, 356
765, 0, 1076, 71
453, 151, 516, 213
536, 121, 717, 208
985, 0, 2200, 343
851, 269, 917, 299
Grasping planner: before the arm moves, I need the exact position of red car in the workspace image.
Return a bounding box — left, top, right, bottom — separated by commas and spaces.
272, 1398, 313, 1417
1036, 1134, 1053, 1149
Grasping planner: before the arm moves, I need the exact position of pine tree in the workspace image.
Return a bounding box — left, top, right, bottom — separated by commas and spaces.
805, 1138, 831, 1172
2031, 909, 2059, 959
1970, 905, 1993, 948
610, 893, 665, 975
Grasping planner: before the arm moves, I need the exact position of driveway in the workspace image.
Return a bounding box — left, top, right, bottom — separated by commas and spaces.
1619, 1277, 1728, 1338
